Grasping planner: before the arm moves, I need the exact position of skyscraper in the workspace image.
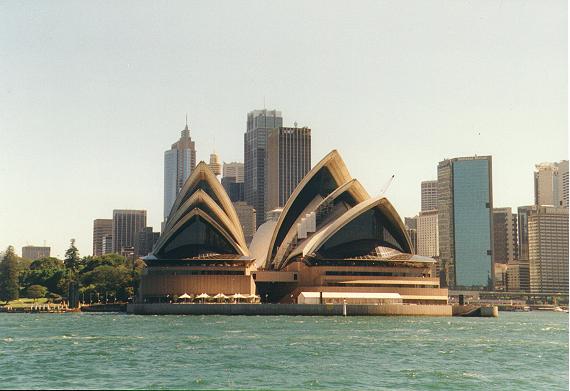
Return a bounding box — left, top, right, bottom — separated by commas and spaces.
112, 210, 147, 257
517, 205, 534, 261
266, 126, 311, 215
421, 180, 438, 212
233, 201, 256, 245
528, 206, 568, 293
438, 156, 493, 289
244, 109, 283, 227
492, 208, 518, 264
223, 162, 244, 182
92, 218, 112, 256
534, 160, 569, 207
208, 152, 222, 177
136, 227, 160, 258
102, 235, 113, 255
560, 160, 569, 207
404, 216, 418, 254
222, 162, 245, 202
417, 210, 439, 257
21, 246, 50, 260
164, 118, 197, 219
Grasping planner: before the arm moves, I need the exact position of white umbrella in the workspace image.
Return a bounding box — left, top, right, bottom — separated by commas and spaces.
196, 293, 210, 299
179, 293, 192, 299
214, 293, 228, 299
232, 293, 247, 301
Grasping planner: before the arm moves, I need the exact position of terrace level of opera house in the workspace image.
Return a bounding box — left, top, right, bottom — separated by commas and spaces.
134, 150, 451, 316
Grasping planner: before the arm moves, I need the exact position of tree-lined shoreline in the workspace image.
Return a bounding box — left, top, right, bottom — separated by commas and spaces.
0, 241, 145, 306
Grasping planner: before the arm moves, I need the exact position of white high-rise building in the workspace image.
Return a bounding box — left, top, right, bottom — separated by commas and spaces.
164, 118, 197, 219
528, 206, 568, 293
223, 162, 244, 183
534, 160, 569, 207
421, 180, 438, 212
417, 210, 438, 257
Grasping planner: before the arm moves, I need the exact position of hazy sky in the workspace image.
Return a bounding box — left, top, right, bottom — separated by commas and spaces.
0, 1, 567, 258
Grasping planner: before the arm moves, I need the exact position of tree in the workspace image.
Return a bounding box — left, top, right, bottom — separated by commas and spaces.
30, 257, 64, 270
64, 239, 81, 274
81, 254, 128, 274
0, 246, 20, 303
80, 265, 133, 301
26, 285, 48, 299
21, 257, 68, 296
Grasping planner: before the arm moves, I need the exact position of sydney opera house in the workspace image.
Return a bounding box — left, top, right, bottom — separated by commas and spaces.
135, 151, 451, 315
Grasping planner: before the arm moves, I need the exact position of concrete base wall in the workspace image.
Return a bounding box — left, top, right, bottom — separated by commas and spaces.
127, 303, 452, 316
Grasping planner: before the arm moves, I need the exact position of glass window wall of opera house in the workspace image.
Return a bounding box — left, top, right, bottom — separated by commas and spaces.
138, 150, 450, 314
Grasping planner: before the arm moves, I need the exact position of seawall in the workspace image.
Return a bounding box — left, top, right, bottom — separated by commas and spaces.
127, 303, 452, 316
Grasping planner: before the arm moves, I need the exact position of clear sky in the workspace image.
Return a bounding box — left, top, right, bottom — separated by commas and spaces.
0, 1, 567, 258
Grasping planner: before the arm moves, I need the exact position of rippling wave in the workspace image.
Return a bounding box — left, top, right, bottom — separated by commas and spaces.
0, 312, 567, 390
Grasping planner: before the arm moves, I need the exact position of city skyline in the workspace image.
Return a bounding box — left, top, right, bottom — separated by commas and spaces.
0, 1, 566, 257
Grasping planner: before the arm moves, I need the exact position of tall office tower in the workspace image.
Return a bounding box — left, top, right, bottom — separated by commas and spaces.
208, 152, 222, 177
558, 160, 569, 207
514, 205, 534, 292
517, 205, 534, 261
223, 162, 244, 182
492, 208, 518, 264
266, 126, 312, 216
233, 201, 256, 245
404, 216, 418, 254
164, 119, 197, 219
136, 227, 160, 258
528, 206, 569, 294
112, 210, 147, 257
21, 246, 50, 260
92, 219, 112, 256
221, 162, 245, 202
534, 160, 569, 207
417, 210, 439, 257
421, 180, 438, 211
438, 156, 494, 289
506, 260, 530, 292
244, 109, 283, 227
102, 235, 113, 255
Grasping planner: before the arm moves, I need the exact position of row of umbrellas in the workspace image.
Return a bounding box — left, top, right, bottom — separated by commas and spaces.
178, 293, 259, 301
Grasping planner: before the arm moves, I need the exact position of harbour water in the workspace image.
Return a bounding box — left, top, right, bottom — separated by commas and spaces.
0, 312, 567, 390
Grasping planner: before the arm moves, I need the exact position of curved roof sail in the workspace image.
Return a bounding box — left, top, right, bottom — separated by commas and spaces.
151, 162, 249, 260
166, 162, 243, 236
265, 150, 353, 267
154, 209, 248, 259
277, 196, 412, 269
270, 178, 370, 269
158, 189, 247, 251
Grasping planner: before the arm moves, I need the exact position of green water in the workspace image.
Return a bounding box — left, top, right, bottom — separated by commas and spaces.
0, 312, 567, 390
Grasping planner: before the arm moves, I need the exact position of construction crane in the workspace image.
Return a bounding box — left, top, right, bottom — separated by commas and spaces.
380, 174, 395, 196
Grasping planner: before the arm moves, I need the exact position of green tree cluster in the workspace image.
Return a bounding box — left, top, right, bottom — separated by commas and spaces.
0, 240, 146, 304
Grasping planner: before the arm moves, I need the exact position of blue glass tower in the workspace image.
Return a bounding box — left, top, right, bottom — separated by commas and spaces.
438, 156, 494, 289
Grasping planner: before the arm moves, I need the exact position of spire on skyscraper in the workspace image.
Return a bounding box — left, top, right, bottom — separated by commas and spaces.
181, 114, 190, 138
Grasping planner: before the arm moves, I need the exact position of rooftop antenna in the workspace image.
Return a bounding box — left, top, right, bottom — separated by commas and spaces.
263, 96, 266, 110
380, 175, 395, 196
